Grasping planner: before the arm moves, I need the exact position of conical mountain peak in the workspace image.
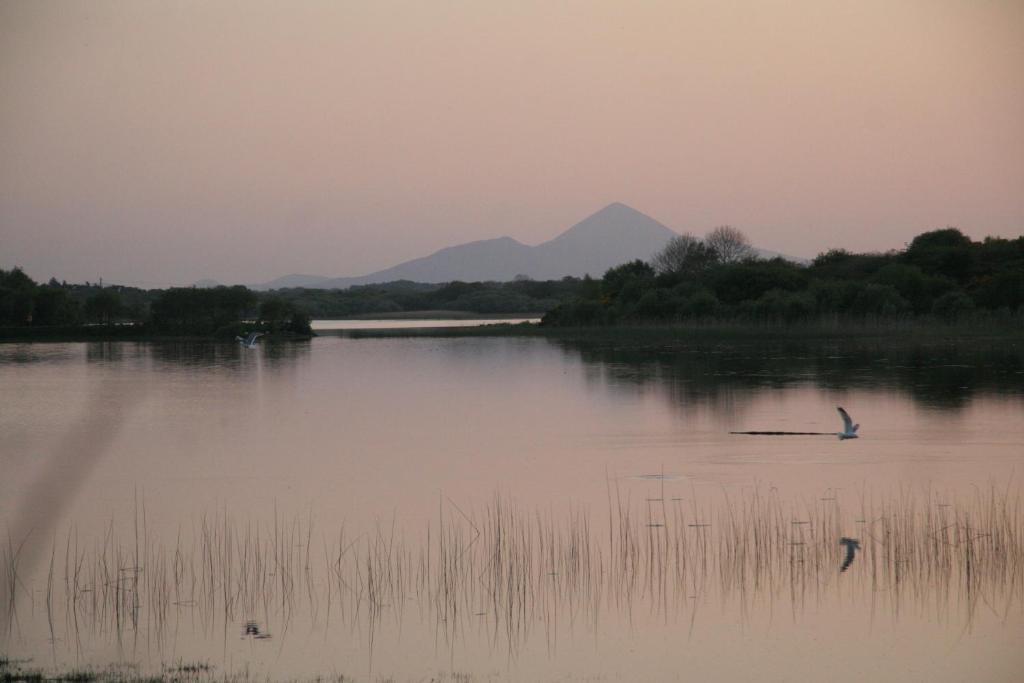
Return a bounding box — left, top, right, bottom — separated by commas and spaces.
543, 202, 678, 246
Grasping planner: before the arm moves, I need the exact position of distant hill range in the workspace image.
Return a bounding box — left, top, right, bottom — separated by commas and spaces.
253, 203, 795, 291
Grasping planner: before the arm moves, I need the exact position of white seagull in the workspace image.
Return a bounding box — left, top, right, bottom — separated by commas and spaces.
235, 332, 265, 349
836, 406, 859, 440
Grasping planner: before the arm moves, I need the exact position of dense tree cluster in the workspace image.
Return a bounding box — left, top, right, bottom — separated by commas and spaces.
149, 286, 257, 333
542, 228, 1024, 326
0, 273, 311, 336
267, 277, 583, 318
0, 269, 142, 326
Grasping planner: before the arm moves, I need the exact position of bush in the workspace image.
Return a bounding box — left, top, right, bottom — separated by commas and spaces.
540, 300, 609, 326
751, 289, 816, 322
710, 260, 808, 305
932, 290, 976, 320
602, 260, 655, 301
850, 283, 911, 317
680, 290, 720, 318
971, 271, 1024, 311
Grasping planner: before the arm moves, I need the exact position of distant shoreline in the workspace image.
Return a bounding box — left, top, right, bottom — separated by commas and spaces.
4, 315, 1022, 343
319, 310, 546, 320
338, 316, 1024, 341
0, 325, 314, 343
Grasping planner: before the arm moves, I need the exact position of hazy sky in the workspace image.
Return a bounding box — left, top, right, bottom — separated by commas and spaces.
2, 0, 1022, 286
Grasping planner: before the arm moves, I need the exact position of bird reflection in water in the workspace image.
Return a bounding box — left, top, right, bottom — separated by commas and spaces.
243, 620, 272, 639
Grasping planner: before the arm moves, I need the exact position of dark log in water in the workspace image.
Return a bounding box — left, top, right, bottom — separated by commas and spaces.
729, 431, 834, 435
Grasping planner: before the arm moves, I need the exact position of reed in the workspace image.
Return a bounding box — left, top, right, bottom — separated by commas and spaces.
3, 485, 1021, 657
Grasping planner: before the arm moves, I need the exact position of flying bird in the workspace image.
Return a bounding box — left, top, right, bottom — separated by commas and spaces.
836, 406, 859, 440
235, 332, 264, 349
839, 537, 861, 572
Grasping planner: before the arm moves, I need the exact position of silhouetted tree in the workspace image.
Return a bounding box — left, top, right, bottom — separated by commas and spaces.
903, 227, 973, 283
651, 235, 718, 277
84, 289, 122, 324
705, 225, 753, 264
0, 267, 36, 324
33, 286, 79, 325
602, 260, 655, 302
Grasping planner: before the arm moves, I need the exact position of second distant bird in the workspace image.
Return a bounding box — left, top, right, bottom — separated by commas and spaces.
236, 332, 264, 349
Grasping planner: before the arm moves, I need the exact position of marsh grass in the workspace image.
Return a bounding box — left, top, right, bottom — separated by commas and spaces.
0, 656, 354, 683
3, 486, 1021, 658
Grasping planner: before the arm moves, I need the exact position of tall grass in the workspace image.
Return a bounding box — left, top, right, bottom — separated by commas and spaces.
3, 486, 1021, 654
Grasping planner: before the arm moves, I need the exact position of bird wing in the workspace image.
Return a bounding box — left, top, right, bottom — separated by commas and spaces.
245, 333, 259, 345
837, 407, 854, 433
840, 542, 856, 572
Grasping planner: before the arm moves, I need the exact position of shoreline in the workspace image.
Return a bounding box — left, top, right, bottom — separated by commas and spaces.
3, 315, 1023, 343
0, 326, 315, 343
340, 318, 1024, 341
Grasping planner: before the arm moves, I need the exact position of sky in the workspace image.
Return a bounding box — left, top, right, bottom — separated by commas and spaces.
1, 0, 1022, 287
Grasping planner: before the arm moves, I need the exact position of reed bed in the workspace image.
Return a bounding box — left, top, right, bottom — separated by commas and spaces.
3, 485, 1021, 654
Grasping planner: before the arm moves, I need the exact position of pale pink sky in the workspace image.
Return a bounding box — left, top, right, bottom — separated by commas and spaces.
1, 0, 1022, 286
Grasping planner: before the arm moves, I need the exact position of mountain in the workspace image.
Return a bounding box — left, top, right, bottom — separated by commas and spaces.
254, 203, 680, 290
319, 236, 537, 288
529, 202, 678, 279
251, 203, 806, 290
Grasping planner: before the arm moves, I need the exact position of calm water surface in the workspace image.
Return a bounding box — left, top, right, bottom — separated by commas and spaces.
1, 331, 1022, 681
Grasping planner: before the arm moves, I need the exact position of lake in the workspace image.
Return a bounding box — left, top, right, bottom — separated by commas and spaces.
1, 328, 1022, 681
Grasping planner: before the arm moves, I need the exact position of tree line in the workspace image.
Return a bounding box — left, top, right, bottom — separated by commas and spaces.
0, 271, 580, 336
0, 274, 312, 336
541, 226, 1024, 326
266, 277, 581, 317
3, 225, 1020, 335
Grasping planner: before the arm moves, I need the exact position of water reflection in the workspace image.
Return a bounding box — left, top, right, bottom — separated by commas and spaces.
554, 337, 1024, 410
4, 375, 145, 585
144, 339, 312, 369
84, 342, 126, 364
2, 335, 1022, 680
